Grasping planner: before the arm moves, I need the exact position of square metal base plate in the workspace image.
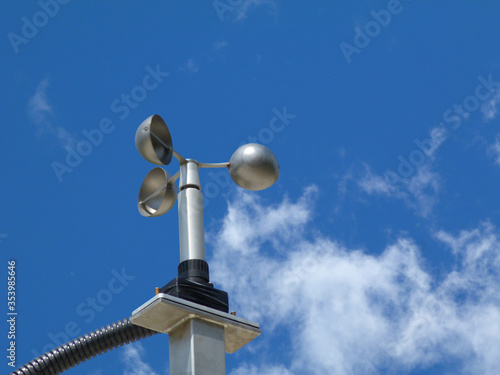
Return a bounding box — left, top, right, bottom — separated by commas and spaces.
131, 293, 261, 354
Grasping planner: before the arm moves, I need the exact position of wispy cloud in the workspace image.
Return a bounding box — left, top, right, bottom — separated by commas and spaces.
209, 190, 500, 374
358, 166, 398, 196
358, 163, 440, 218
28, 78, 75, 148
481, 89, 500, 121
354, 126, 446, 218
121, 342, 159, 375
213, 40, 227, 51
230, 364, 294, 375
184, 59, 199, 73
29, 78, 52, 119
489, 135, 500, 165
235, 0, 277, 21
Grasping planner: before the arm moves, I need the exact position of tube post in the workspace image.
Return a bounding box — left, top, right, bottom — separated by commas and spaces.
178, 160, 205, 262
169, 319, 226, 375
173, 160, 226, 374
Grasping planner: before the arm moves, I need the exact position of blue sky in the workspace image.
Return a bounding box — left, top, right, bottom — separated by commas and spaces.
2, 1, 500, 374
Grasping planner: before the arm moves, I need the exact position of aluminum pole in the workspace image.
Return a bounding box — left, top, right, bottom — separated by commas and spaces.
178, 160, 205, 262
169, 319, 226, 375
174, 160, 226, 374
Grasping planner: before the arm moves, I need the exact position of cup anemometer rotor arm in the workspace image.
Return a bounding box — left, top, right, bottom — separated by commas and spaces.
134, 114, 280, 313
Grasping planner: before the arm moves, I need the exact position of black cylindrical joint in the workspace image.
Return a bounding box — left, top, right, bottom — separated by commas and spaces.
178, 259, 210, 283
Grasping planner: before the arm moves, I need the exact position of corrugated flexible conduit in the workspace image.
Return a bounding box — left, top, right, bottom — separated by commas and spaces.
10, 318, 158, 375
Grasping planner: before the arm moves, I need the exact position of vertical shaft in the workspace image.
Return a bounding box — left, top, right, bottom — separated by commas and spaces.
169, 319, 226, 375
173, 161, 227, 374
178, 160, 205, 262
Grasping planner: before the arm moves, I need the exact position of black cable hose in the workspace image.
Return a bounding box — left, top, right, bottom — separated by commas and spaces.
10, 318, 159, 375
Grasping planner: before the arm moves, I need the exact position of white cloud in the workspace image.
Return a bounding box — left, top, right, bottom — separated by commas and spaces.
28, 78, 75, 148
29, 78, 52, 119
214, 40, 227, 51
121, 342, 159, 375
489, 135, 500, 165
358, 166, 398, 196
358, 164, 440, 218
231, 364, 294, 375
355, 126, 447, 218
184, 59, 199, 73
404, 165, 441, 217
481, 89, 500, 121
235, 0, 277, 21
209, 189, 500, 375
